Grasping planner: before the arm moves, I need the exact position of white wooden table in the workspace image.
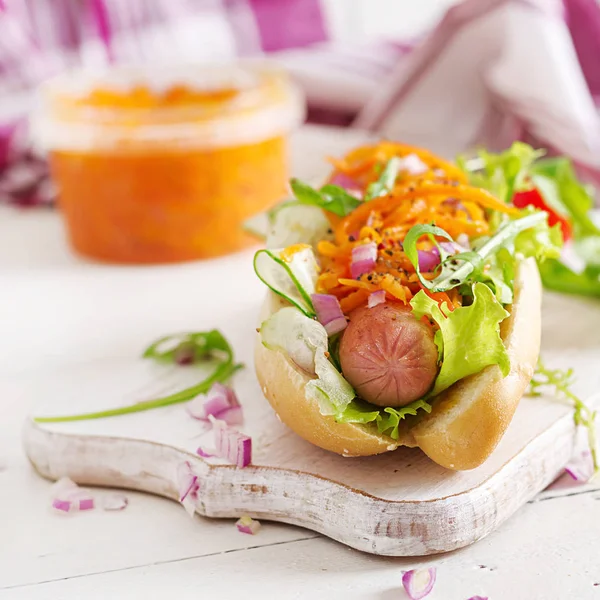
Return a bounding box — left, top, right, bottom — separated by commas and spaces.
1, 125, 600, 600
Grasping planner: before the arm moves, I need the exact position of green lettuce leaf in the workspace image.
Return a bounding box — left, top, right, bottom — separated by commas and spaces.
538, 259, 600, 298
458, 142, 544, 204
333, 399, 432, 440
411, 283, 510, 396
376, 401, 433, 439
290, 178, 361, 217
513, 210, 563, 261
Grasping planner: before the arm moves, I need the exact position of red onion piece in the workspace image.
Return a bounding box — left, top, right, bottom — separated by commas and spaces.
402, 568, 437, 600
368, 290, 386, 308
351, 242, 377, 278
417, 248, 441, 272
399, 153, 428, 175
186, 383, 243, 425
203, 393, 231, 420
78, 497, 95, 511
330, 172, 362, 197
52, 498, 73, 513
565, 450, 593, 482
467, 597, 488, 600
177, 462, 199, 503
51, 477, 79, 497
236, 515, 261, 535
102, 493, 129, 511
324, 317, 348, 336
311, 293, 347, 336
197, 447, 216, 458
212, 421, 252, 468
218, 406, 244, 426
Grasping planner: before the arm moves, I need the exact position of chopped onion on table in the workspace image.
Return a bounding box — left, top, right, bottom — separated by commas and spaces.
102, 493, 129, 511
77, 496, 95, 511
210, 418, 252, 468
186, 382, 243, 426
565, 450, 594, 483
402, 568, 437, 600
196, 447, 216, 458
368, 290, 386, 308
311, 293, 347, 336
50, 477, 95, 513
51, 498, 73, 513
177, 461, 200, 517
467, 596, 488, 600
50, 476, 128, 514
351, 242, 377, 279
236, 515, 261, 535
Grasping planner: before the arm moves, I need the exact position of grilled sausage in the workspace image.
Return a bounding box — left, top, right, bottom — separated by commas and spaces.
339, 303, 439, 407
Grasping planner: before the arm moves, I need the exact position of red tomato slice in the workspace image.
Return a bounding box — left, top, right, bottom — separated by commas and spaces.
512, 188, 572, 241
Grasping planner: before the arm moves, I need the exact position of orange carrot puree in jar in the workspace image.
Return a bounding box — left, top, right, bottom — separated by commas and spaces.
32, 65, 304, 263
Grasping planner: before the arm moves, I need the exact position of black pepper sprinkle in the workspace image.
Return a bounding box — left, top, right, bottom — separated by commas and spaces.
386, 249, 393, 256
367, 275, 373, 281
327, 228, 333, 234
348, 235, 355, 242
450, 278, 460, 285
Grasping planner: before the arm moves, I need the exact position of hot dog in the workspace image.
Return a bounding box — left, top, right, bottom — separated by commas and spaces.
253, 141, 554, 470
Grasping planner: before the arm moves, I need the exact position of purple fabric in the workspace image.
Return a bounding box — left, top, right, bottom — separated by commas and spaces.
90, 0, 114, 62
248, 0, 327, 52
564, 0, 600, 100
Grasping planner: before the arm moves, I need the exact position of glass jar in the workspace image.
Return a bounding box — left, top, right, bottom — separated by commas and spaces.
32, 64, 304, 263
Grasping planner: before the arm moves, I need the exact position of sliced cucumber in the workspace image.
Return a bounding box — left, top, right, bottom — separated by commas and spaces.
253, 246, 318, 317
242, 211, 269, 241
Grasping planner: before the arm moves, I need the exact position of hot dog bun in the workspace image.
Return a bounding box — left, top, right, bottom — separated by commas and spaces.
255, 257, 541, 469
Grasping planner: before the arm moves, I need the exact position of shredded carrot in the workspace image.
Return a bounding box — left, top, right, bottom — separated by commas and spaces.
339, 289, 370, 312
310, 140, 512, 314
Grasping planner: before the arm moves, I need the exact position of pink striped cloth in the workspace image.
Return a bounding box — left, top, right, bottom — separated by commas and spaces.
3, 0, 600, 206
356, 0, 600, 187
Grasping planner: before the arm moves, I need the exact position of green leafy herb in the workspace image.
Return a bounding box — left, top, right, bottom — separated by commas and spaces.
530, 359, 598, 474
34, 330, 243, 423
460, 142, 545, 204
404, 212, 549, 293
411, 283, 510, 396
538, 259, 600, 298
376, 401, 433, 439
364, 157, 401, 200
290, 178, 361, 217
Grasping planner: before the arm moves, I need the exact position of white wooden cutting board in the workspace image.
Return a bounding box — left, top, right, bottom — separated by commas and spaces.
22, 290, 600, 557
